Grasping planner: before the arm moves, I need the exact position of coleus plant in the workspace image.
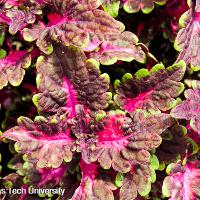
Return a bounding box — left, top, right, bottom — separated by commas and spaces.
0, 0, 200, 199
174, 0, 200, 71
162, 161, 200, 199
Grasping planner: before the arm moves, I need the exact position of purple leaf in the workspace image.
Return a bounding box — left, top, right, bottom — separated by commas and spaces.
0, 50, 31, 89
81, 110, 174, 173
3, 114, 74, 168
175, 1, 200, 71
88, 31, 146, 65
84, 112, 133, 173
6, 9, 36, 35
8, 155, 67, 187
171, 80, 200, 135
22, 0, 125, 54
162, 161, 200, 199
114, 60, 186, 114
37, 165, 67, 186
120, 164, 152, 200
33, 45, 112, 117
0, 0, 42, 35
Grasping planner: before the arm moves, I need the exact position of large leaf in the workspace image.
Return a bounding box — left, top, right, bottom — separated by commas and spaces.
80, 110, 174, 173
114, 60, 186, 114
162, 162, 200, 200
171, 80, 200, 135
22, 0, 125, 54
33, 45, 112, 117
174, 1, 200, 71
0, 50, 31, 90
88, 31, 146, 65
3, 113, 74, 168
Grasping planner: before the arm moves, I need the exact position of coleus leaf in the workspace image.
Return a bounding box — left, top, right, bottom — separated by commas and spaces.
0, 81, 38, 131
0, 50, 31, 90
34, 45, 112, 117
81, 110, 174, 173
120, 154, 159, 199
162, 161, 200, 200
0, 0, 42, 35
8, 155, 67, 187
114, 60, 186, 114
156, 124, 187, 164
0, 173, 28, 200
123, 0, 166, 14
3, 113, 75, 168
171, 80, 200, 135
120, 164, 152, 199
41, 0, 103, 12
22, 0, 125, 54
72, 160, 116, 200
36, 165, 67, 187
7, 155, 79, 199
174, 1, 200, 71
6, 9, 36, 35
24, 162, 67, 188
81, 111, 133, 173
88, 31, 146, 65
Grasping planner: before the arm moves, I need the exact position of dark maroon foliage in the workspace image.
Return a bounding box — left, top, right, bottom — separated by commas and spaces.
0, 0, 200, 200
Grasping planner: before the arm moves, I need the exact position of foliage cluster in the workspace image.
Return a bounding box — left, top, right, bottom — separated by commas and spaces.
0, 0, 200, 199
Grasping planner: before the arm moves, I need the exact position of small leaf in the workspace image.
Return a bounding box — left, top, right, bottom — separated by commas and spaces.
151, 155, 159, 170
0, 50, 31, 90
0, 49, 6, 59
171, 81, 200, 135
114, 61, 186, 114
123, 0, 166, 14
115, 173, 124, 187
